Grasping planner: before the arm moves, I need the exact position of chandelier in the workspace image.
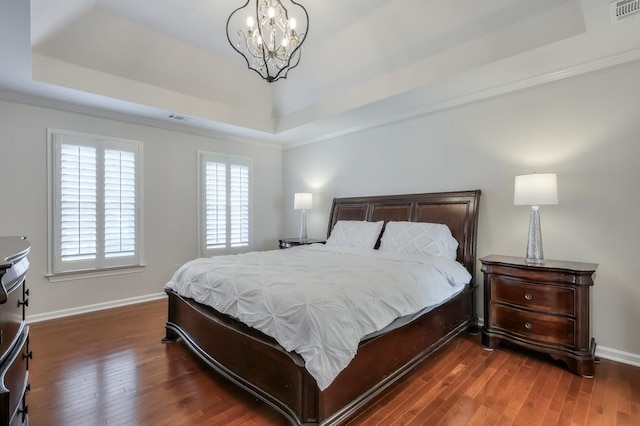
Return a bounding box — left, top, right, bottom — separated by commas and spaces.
226, 0, 309, 83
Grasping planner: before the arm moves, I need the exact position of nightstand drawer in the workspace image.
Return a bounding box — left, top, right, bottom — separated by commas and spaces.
492, 305, 575, 347
491, 277, 574, 316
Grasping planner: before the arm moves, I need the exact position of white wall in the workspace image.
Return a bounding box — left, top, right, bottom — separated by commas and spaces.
0, 99, 283, 317
283, 60, 640, 360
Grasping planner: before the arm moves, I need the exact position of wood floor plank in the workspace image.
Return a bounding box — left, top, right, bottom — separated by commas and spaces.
556, 374, 582, 425
406, 346, 495, 425
603, 362, 621, 426
587, 359, 610, 426
27, 299, 640, 426
614, 363, 633, 417
463, 349, 508, 400
571, 378, 595, 426
497, 356, 543, 424
510, 362, 551, 425
432, 350, 509, 426
353, 339, 469, 425
540, 366, 574, 425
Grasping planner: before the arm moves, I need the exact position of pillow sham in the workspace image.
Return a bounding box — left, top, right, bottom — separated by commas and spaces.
378, 221, 458, 260
325, 220, 384, 249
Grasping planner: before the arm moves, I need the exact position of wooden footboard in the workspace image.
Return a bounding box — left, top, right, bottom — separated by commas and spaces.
164, 289, 318, 423
164, 285, 472, 425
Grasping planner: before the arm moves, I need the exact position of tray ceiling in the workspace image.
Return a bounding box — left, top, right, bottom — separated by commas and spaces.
0, 0, 639, 145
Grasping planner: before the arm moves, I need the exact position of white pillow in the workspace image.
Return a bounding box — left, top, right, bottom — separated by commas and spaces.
378, 221, 459, 260
325, 220, 384, 249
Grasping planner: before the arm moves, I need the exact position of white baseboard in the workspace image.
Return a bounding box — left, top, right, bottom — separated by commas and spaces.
595, 345, 640, 368
476, 316, 640, 369
26, 292, 167, 324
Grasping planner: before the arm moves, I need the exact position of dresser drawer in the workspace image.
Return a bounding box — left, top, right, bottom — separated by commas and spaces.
0, 328, 28, 426
491, 305, 575, 347
491, 277, 574, 316
0, 278, 25, 365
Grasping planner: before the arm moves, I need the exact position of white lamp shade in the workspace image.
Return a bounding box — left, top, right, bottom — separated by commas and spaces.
514, 173, 558, 206
294, 193, 313, 210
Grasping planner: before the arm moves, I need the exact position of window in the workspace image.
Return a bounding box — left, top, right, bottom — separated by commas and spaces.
48, 129, 143, 276
198, 151, 252, 257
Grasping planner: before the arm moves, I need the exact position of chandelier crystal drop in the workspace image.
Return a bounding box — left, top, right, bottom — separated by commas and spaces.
226, 0, 309, 83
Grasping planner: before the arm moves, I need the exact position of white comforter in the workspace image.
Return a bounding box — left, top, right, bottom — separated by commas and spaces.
165, 244, 471, 390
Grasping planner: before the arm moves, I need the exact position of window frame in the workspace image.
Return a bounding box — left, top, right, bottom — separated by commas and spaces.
197, 150, 253, 258
47, 128, 145, 279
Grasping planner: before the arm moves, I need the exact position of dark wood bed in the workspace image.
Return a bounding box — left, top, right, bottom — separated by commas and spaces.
163, 190, 481, 425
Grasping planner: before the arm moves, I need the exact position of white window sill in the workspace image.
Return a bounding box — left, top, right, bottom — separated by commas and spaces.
47, 265, 146, 283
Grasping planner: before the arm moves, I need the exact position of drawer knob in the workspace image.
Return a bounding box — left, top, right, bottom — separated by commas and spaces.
524, 293, 533, 300
525, 322, 533, 329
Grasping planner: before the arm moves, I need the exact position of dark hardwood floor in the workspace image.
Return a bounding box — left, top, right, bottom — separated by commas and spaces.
28, 299, 640, 425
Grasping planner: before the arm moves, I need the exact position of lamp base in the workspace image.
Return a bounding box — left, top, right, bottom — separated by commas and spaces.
525, 205, 544, 264
299, 209, 308, 242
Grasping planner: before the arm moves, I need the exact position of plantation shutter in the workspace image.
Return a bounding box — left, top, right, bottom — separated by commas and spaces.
48, 130, 143, 276
230, 164, 250, 247
104, 149, 136, 258
205, 161, 227, 249
199, 152, 252, 256
59, 144, 97, 262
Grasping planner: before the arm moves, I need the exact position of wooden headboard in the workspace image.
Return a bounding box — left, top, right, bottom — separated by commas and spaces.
327, 190, 481, 278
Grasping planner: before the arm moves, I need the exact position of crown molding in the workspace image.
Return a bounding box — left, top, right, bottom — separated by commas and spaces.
283, 46, 640, 150
0, 88, 283, 151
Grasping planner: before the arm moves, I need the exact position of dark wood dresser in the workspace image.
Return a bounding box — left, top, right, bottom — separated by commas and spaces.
480, 255, 597, 377
0, 237, 31, 426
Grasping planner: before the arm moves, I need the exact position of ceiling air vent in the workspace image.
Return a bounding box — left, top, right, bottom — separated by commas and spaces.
168, 113, 190, 122
610, 0, 640, 22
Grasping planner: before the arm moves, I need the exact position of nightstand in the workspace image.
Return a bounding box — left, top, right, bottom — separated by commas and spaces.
480, 255, 597, 377
278, 238, 325, 249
